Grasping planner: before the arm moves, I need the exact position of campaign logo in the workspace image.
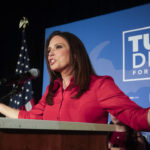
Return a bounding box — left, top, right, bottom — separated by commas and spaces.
123, 26, 150, 82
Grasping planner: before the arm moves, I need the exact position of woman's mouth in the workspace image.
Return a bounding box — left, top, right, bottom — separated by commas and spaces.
49, 59, 55, 65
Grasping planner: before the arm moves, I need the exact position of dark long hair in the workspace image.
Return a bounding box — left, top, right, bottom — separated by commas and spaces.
45, 31, 96, 105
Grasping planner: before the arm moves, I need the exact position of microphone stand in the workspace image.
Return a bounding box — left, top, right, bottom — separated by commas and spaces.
0, 84, 22, 117
0, 83, 22, 103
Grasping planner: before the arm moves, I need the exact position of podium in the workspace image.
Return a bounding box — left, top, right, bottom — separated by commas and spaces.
0, 117, 115, 150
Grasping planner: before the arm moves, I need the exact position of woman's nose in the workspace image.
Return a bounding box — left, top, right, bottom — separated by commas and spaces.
48, 49, 54, 56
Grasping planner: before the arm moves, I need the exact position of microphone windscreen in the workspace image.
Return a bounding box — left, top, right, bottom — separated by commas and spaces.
29, 68, 40, 78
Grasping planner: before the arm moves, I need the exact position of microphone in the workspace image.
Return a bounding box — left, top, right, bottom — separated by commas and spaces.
0, 68, 40, 86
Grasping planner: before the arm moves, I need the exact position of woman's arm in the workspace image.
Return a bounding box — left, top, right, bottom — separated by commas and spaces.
0, 85, 49, 119
97, 77, 150, 131
148, 109, 150, 127
0, 103, 19, 118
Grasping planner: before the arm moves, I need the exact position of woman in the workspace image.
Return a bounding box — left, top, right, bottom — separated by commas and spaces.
0, 31, 150, 131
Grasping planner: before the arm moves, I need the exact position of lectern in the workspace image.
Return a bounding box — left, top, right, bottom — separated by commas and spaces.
0, 117, 114, 150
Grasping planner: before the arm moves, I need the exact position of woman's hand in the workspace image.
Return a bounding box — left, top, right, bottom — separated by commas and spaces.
0, 103, 19, 118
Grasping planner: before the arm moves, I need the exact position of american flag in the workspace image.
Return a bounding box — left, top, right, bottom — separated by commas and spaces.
9, 30, 35, 111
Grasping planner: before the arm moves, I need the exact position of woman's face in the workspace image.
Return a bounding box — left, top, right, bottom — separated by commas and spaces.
47, 35, 71, 74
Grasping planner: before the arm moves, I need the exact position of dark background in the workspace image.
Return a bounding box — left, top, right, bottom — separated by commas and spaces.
0, 0, 150, 103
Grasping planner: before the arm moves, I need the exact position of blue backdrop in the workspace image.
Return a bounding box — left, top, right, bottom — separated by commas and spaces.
43, 3, 150, 110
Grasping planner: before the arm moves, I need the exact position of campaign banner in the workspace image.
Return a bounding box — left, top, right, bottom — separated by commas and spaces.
123, 26, 150, 82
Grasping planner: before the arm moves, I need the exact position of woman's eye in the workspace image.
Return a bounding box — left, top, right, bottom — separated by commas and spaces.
56, 45, 62, 49
47, 49, 51, 54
